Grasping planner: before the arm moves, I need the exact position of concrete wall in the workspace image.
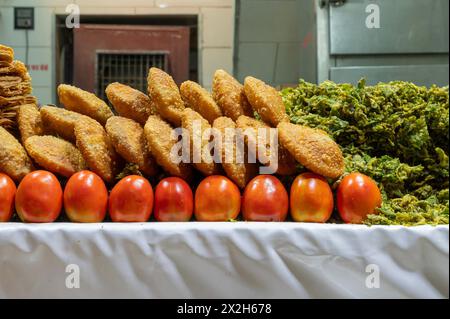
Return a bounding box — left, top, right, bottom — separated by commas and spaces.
0, 0, 235, 104
234, 0, 301, 87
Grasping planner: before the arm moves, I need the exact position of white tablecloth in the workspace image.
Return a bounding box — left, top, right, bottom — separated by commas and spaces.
0, 222, 448, 299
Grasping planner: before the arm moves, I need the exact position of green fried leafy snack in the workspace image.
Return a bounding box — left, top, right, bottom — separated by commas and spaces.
282, 79, 449, 226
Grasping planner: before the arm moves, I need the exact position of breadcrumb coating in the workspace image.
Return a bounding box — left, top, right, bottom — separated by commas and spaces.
278, 122, 345, 179
0, 126, 34, 181
58, 84, 113, 125
106, 82, 156, 125
180, 80, 222, 124
74, 118, 120, 183
244, 76, 289, 127
147, 67, 185, 126
144, 115, 193, 180
106, 116, 158, 176
24, 135, 86, 177
17, 104, 44, 144
212, 69, 253, 121
212, 116, 257, 188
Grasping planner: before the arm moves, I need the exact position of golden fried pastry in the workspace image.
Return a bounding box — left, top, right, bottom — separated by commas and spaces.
277, 122, 345, 179
0, 77, 31, 97
0, 126, 34, 181
212, 116, 257, 188
180, 80, 222, 124
244, 76, 289, 127
17, 104, 44, 144
0, 44, 14, 63
57, 84, 113, 125
147, 67, 185, 126
40, 105, 90, 142
144, 115, 193, 180
0, 95, 37, 108
24, 135, 86, 177
0, 61, 30, 80
0, 109, 15, 129
181, 108, 221, 176
236, 115, 296, 175
74, 118, 120, 183
0, 75, 22, 86
212, 69, 253, 121
105, 82, 156, 125
105, 116, 158, 176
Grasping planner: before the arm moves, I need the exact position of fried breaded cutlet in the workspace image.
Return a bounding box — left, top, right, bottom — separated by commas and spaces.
74, 118, 120, 183
212, 69, 253, 121
147, 67, 185, 126
277, 122, 345, 179
0, 126, 34, 181
40, 105, 90, 142
105, 116, 158, 176
24, 135, 86, 177
144, 115, 193, 180
180, 80, 222, 124
105, 82, 156, 125
58, 84, 113, 125
181, 108, 221, 176
243, 76, 289, 127
212, 116, 257, 188
236, 115, 296, 176
17, 104, 44, 144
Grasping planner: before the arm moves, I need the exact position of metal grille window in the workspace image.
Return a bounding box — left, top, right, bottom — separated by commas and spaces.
96, 51, 168, 101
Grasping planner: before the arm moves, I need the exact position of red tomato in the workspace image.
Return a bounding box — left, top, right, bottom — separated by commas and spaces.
15, 170, 63, 223
154, 177, 193, 222
242, 175, 288, 221
0, 173, 16, 222
64, 171, 108, 223
195, 175, 241, 221
109, 175, 154, 222
337, 172, 382, 224
290, 172, 334, 223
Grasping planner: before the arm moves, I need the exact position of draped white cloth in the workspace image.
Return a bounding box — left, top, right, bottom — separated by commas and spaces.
0, 222, 448, 299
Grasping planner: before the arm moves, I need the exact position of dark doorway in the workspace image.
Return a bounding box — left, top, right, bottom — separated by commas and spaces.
55, 15, 198, 102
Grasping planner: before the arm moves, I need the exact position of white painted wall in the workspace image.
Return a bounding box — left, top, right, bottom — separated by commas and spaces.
0, 0, 235, 104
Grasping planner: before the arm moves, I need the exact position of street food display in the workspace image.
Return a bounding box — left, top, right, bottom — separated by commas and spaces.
0, 44, 448, 226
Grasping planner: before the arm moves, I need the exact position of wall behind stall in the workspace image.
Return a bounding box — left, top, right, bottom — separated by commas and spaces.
235, 0, 449, 88
0, 0, 235, 105
234, 0, 302, 88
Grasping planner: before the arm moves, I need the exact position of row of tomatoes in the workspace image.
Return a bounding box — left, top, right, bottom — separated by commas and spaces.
0, 170, 382, 224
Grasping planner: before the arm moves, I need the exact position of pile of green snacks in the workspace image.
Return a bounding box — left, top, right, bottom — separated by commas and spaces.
282, 79, 449, 226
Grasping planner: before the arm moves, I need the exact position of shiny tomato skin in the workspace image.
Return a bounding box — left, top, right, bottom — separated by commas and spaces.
337, 172, 382, 224
64, 171, 108, 223
15, 170, 63, 223
195, 175, 241, 221
154, 177, 193, 222
0, 173, 16, 222
242, 175, 289, 222
290, 172, 334, 223
109, 175, 154, 222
